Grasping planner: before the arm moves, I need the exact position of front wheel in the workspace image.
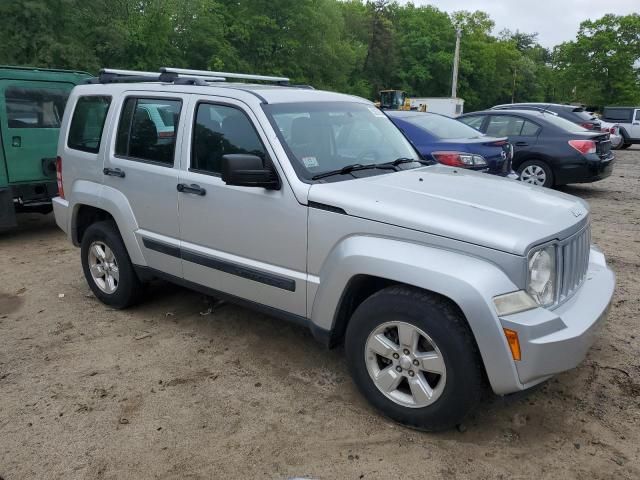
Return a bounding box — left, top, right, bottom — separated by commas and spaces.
80, 220, 142, 309
517, 160, 554, 188
345, 286, 484, 431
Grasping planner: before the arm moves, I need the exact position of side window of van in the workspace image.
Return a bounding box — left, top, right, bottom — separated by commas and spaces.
115, 97, 182, 166
5, 86, 69, 128
67, 96, 112, 153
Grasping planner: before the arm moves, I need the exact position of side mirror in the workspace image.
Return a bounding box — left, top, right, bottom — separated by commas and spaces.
221, 154, 280, 190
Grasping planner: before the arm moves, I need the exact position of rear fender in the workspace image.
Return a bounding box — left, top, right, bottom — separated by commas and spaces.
70, 180, 146, 265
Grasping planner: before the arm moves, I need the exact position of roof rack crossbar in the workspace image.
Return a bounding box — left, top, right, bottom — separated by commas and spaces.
89, 68, 225, 85
161, 67, 289, 84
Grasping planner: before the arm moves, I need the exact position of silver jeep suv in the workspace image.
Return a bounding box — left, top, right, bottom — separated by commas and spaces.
53, 68, 615, 431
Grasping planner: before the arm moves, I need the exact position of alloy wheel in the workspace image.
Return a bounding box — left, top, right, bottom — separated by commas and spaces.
87, 241, 119, 294
519, 164, 547, 186
365, 321, 446, 408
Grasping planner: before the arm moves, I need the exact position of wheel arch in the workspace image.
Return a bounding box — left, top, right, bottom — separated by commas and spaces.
69, 182, 145, 265
310, 236, 524, 394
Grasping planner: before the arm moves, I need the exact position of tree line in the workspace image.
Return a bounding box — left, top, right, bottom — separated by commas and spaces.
0, 0, 638, 111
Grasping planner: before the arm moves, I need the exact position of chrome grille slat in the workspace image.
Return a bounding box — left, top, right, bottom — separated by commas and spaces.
559, 225, 590, 302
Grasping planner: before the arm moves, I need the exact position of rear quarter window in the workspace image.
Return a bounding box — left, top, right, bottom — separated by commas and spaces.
67, 96, 112, 153
603, 108, 633, 123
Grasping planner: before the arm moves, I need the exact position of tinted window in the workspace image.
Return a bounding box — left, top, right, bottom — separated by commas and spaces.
521, 120, 540, 136
115, 98, 181, 165
192, 103, 266, 174
635, 110, 640, 121
603, 108, 632, 122
486, 116, 525, 136
67, 96, 111, 153
5, 86, 68, 128
459, 115, 484, 130
403, 113, 483, 139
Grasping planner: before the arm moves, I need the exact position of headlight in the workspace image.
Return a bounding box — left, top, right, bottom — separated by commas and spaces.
527, 245, 556, 306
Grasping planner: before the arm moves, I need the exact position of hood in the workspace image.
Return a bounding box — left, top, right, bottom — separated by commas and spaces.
308, 166, 589, 255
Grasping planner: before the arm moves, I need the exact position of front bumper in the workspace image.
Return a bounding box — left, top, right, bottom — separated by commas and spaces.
499, 247, 615, 388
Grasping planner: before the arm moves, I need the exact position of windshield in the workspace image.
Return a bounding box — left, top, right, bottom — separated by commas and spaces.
402, 113, 484, 139
380, 91, 405, 109
263, 102, 419, 181
542, 113, 590, 133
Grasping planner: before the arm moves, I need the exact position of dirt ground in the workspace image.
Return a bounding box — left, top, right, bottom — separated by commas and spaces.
1, 149, 639, 480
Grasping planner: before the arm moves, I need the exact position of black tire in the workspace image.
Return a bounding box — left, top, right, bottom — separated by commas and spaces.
345, 285, 484, 431
621, 143, 632, 150
80, 220, 142, 309
517, 159, 554, 188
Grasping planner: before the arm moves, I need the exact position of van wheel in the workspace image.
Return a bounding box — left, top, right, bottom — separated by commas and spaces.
517, 160, 553, 188
345, 286, 484, 431
80, 220, 142, 309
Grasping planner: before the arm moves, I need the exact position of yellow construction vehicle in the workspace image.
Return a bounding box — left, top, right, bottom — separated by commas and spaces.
377, 89, 411, 110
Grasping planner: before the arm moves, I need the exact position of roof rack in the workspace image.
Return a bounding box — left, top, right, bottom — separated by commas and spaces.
87, 67, 291, 86
161, 67, 290, 85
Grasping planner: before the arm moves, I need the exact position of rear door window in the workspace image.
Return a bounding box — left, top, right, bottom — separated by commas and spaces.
115, 97, 182, 166
520, 120, 540, 136
5, 86, 69, 128
486, 115, 525, 137
67, 96, 112, 153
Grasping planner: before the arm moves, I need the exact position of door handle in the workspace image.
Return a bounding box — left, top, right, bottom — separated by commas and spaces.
103, 167, 125, 178
177, 183, 206, 196
515, 141, 529, 146
633, 122, 639, 126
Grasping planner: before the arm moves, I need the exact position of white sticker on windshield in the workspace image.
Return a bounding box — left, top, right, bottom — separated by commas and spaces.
302, 156, 319, 168
368, 107, 385, 117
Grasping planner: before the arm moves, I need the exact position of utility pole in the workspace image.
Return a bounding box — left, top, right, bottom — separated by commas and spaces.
511, 67, 517, 103
451, 28, 462, 98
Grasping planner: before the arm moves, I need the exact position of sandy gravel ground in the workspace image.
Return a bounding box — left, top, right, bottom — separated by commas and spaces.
1, 149, 639, 480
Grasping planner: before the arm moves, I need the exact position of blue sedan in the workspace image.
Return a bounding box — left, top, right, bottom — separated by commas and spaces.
386, 110, 516, 178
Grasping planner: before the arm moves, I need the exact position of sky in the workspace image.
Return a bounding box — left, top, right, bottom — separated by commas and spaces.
407, 0, 639, 48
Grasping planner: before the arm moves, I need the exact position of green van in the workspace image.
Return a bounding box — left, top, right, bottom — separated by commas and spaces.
0, 66, 91, 229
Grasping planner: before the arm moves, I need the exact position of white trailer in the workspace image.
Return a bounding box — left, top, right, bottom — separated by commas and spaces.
409, 97, 465, 117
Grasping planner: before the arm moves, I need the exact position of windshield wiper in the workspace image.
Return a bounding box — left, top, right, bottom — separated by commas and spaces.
380, 157, 432, 167
311, 163, 396, 180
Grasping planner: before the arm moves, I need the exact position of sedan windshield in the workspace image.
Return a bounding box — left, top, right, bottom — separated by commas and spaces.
262, 102, 419, 181
401, 113, 484, 139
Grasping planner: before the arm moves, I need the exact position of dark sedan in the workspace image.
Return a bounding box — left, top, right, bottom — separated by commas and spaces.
491, 103, 601, 131
459, 110, 615, 188
386, 110, 516, 177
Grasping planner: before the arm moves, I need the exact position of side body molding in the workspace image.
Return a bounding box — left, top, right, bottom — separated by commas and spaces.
310, 236, 523, 394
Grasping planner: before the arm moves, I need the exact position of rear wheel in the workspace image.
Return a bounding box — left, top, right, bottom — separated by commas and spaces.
517, 160, 553, 188
80, 220, 142, 308
345, 286, 484, 431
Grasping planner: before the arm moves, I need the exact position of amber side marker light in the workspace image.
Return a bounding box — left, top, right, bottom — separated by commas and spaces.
503, 328, 521, 361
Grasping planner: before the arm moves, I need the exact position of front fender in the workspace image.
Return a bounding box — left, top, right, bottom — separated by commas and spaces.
310, 235, 524, 394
